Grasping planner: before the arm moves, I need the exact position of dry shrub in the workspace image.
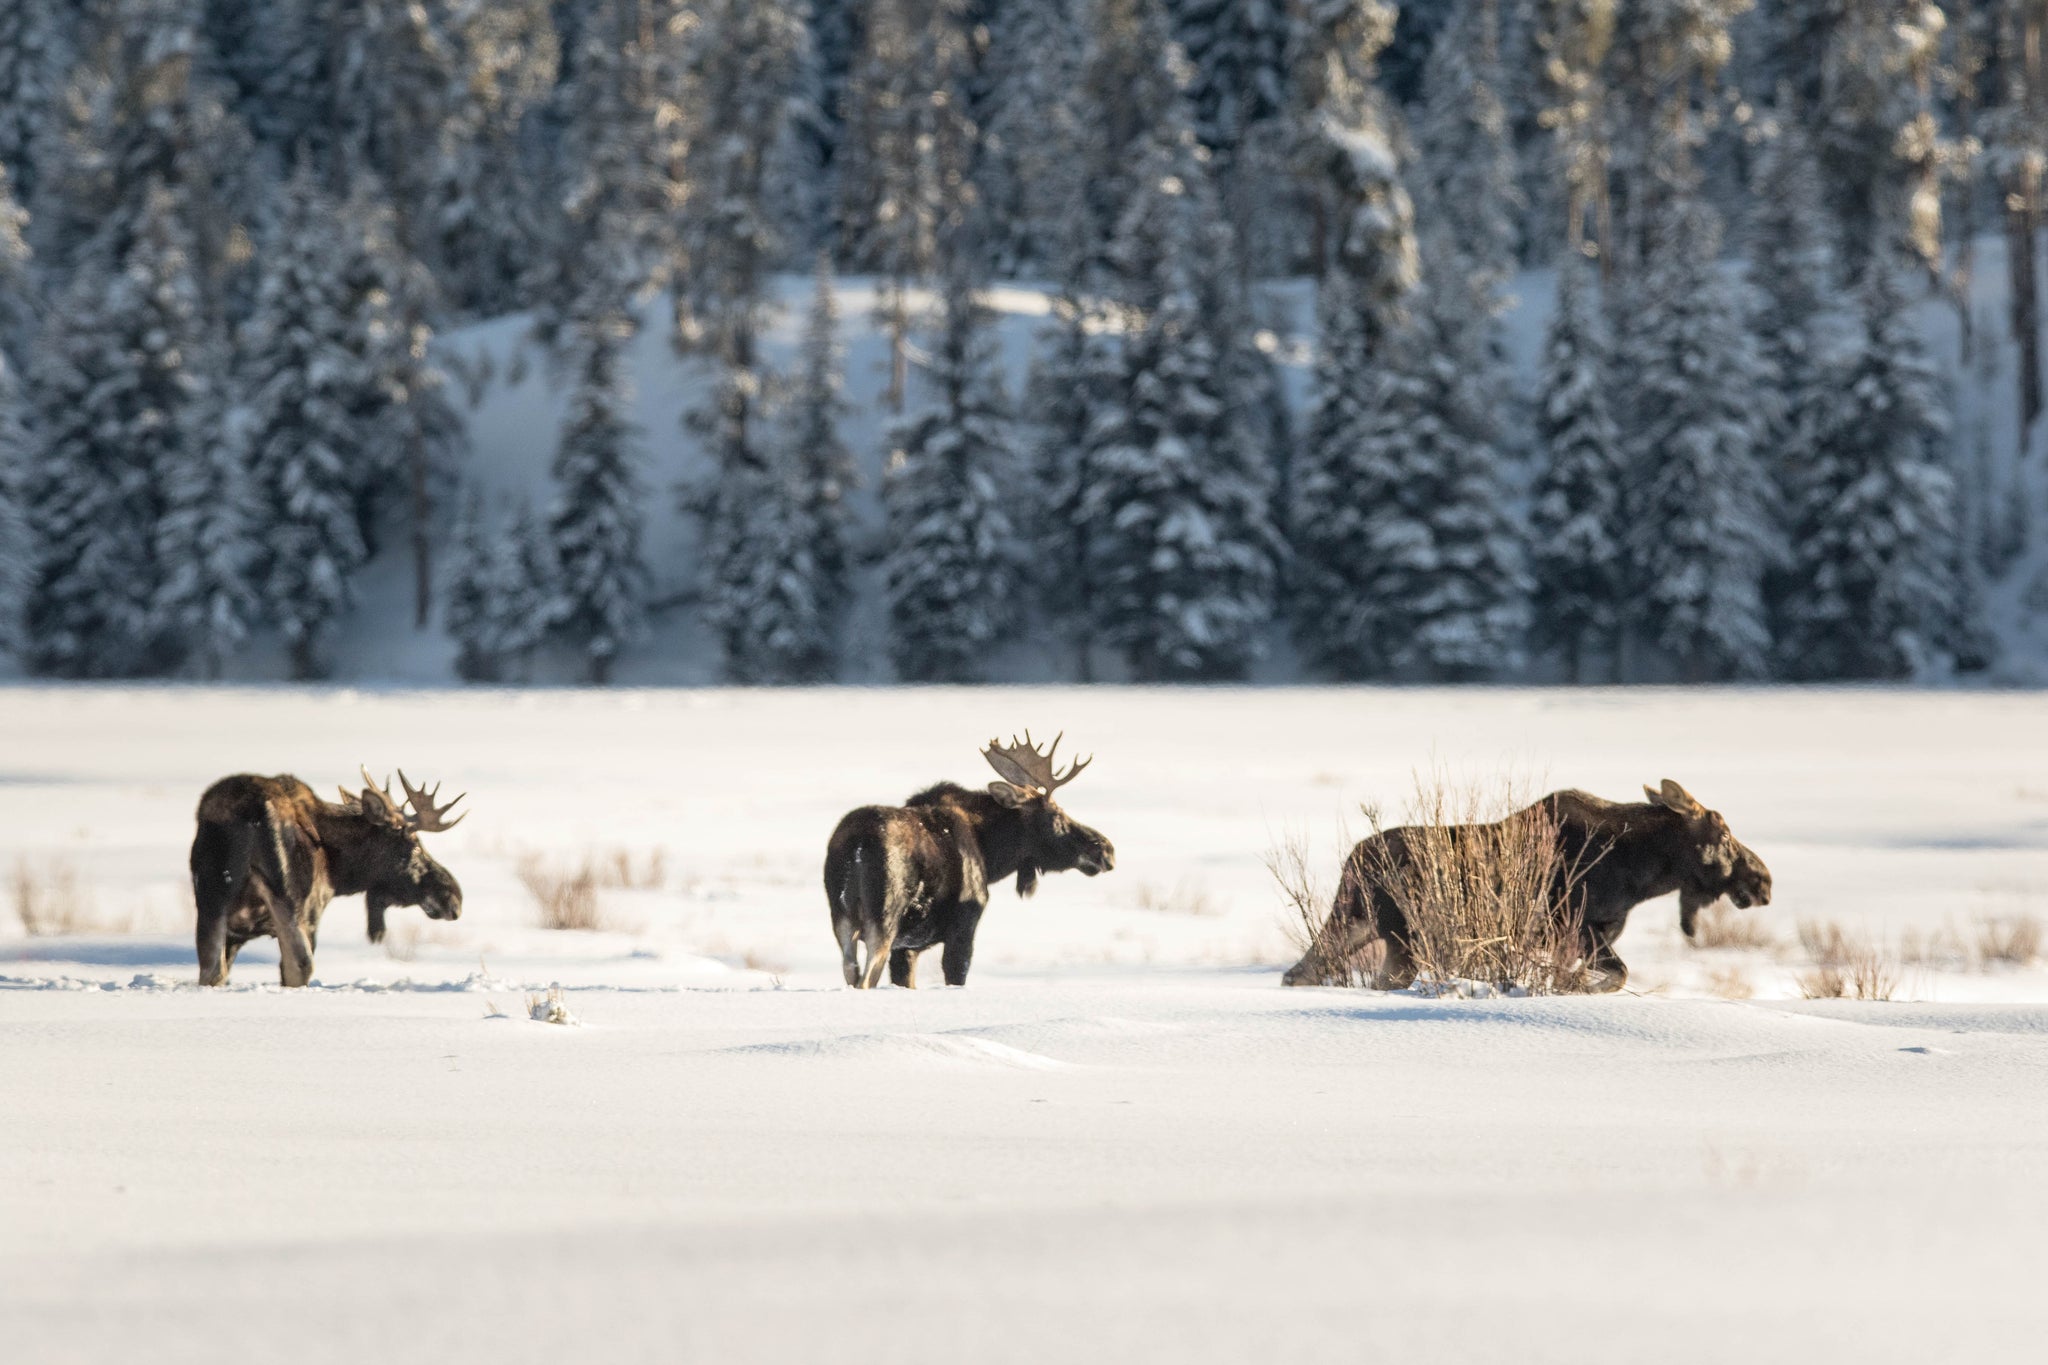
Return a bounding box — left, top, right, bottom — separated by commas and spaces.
1689, 901, 1774, 951
516, 855, 605, 931
1268, 830, 1378, 988
1798, 919, 1854, 968
591, 847, 668, 891
10, 857, 105, 935
1975, 915, 2042, 966
1796, 965, 1846, 999
1375, 780, 1593, 995
1274, 774, 1596, 994
1797, 919, 1899, 1000
1705, 966, 1753, 1000
1899, 923, 1970, 970
1129, 878, 1221, 917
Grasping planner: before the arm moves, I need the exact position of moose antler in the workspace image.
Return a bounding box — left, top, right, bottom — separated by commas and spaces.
983, 730, 1092, 795
396, 769, 467, 832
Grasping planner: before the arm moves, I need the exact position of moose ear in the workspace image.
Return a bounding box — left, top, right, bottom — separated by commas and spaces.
357, 785, 402, 825
987, 781, 1032, 808
1646, 779, 1707, 819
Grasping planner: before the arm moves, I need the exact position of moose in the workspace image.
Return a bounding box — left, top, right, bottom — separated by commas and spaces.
189, 769, 466, 987
1282, 779, 1772, 992
824, 733, 1116, 988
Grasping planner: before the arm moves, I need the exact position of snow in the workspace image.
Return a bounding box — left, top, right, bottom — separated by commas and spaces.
2, 684, 2047, 1360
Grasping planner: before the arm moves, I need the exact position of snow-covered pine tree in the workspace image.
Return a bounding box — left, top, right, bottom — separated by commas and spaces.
782, 254, 857, 627
1412, 0, 1521, 302
151, 350, 255, 679
37, 0, 254, 320
420, 0, 558, 318
674, 0, 817, 682
240, 169, 372, 680
978, 0, 1089, 275
1817, 0, 1948, 273
487, 497, 558, 683
0, 0, 72, 208
882, 256, 1024, 683
1300, 225, 1529, 680
0, 313, 26, 661
548, 306, 647, 685
328, 183, 462, 629
530, 0, 679, 349
1078, 0, 1187, 268
443, 488, 498, 682
1283, 0, 1407, 283
836, 0, 976, 409
1779, 254, 1976, 680
1746, 108, 1841, 634
23, 179, 215, 677
1081, 108, 1278, 681
0, 158, 25, 364
1620, 195, 1782, 681
1025, 283, 1114, 677
1528, 254, 1627, 681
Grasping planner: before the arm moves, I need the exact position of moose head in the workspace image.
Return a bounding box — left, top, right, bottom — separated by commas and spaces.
982, 732, 1115, 895
1644, 779, 1773, 936
335, 768, 467, 922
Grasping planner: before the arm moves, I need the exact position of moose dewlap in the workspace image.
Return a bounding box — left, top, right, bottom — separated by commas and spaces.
824, 732, 1116, 988
189, 768, 467, 987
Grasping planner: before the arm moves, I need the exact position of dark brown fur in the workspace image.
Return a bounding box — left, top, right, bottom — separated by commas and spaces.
824, 781, 1114, 988
189, 774, 462, 987
1283, 781, 1772, 992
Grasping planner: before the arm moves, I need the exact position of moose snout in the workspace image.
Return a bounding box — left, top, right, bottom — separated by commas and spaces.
1078, 840, 1115, 876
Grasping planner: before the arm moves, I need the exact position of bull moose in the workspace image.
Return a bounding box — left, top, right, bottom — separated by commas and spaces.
824, 733, 1116, 988
189, 769, 466, 987
1283, 779, 1772, 991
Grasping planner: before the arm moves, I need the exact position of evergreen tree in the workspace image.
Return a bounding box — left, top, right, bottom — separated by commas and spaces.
882, 261, 1024, 683
1284, 0, 1409, 284
1620, 196, 1782, 679
548, 308, 646, 684
1779, 257, 1973, 679
1413, 0, 1522, 298
0, 336, 26, 661
782, 254, 857, 625
978, 0, 1089, 274
1529, 255, 1627, 680
1082, 113, 1277, 680
836, 0, 976, 408
0, 0, 70, 208
241, 170, 371, 679
151, 369, 254, 679
488, 497, 558, 683
1078, 0, 1186, 267
1301, 228, 1528, 679
1026, 285, 1115, 676
23, 181, 214, 677
443, 488, 497, 681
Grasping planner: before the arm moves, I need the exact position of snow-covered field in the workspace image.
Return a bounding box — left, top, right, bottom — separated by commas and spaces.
4, 685, 2048, 1361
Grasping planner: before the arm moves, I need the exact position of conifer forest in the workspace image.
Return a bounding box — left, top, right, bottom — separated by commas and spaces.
0, 0, 2042, 685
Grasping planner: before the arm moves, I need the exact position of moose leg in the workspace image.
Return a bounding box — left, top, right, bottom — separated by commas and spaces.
940, 905, 983, 986
1582, 922, 1628, 993
268, 901, 316, 988
858, 924, 897, 989
888, 947, 919, 988
833, 914, 862, 988
196, 913, 230, 987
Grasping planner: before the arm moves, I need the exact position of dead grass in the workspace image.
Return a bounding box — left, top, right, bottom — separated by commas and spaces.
515, 855, 606, 931
1274, 773, 1596, 994
10, 857, 112, 935
1975, 915, 2042, 966
1796, 919, 1899, 1000
1129, 878, 1221, 917
1269, 829, 1377, 988
1704, 966, 1753, 1000
741, 948, 792, 975
590, 847, 669, 890
1688, 901, 1774, 951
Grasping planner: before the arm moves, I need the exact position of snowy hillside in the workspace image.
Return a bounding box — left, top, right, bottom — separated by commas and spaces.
4, 685, 2048, 1361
